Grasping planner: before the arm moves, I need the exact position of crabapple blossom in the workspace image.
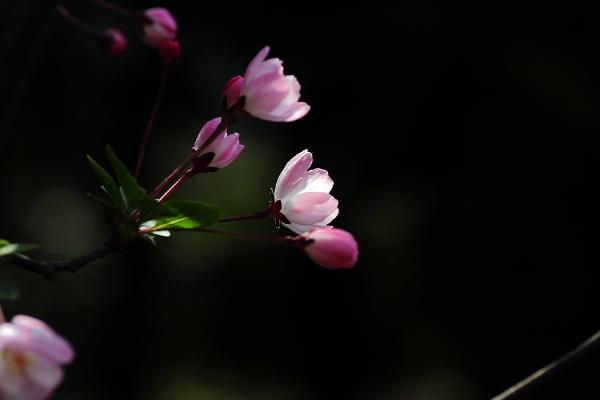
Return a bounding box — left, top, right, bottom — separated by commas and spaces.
0, 315, 74, 400
237, 46, 310, 122
273, 150, 339, 234
140, 8, 177, 48
98, 28, 127, 56
191, 117, 244, 173
302, 227, 358, 269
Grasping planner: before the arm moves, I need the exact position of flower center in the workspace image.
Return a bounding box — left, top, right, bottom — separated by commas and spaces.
2, 348, 32, 375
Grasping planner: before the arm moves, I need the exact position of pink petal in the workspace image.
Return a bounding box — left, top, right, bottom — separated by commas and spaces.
243, 46, 271, 82
280, 102, 311, 122
283, 222, 319, 235
12, 315, 74, 364
245, 59, 284, 84
299, 168, 334, 194
274, 150, 313, 200
26, 354, 63, 390
282, 192, 339, 225
211, 133, 244, 168
194, 117, 223, 150
0, 324, 28, 352
244, 75, 290, 116
0, 356, 26, 396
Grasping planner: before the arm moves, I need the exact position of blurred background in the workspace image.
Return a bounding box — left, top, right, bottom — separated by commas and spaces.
1, 1, 600, 399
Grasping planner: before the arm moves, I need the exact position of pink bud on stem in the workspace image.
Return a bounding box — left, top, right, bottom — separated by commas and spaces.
56, 5, 128, 56
301, 228, 358, 269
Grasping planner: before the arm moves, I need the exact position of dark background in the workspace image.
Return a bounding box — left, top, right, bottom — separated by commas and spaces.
1, 1, 599, 399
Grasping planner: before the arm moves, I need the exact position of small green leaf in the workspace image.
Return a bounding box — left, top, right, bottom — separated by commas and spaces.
87, 155, 126, 210
106, 146, 146, 208
0, 243, 38, 258
148, 201, 220, 231
0, 269, 19, 300
0, 239, 9, 247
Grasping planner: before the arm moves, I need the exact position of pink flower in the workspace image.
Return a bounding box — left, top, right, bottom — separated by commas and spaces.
191, 117, 244, 172
0, 315, 74, 400
140, 8, 177, 48
302, 227, 358, 269
222, 75, 244, 110
273, 150, 338, 234
98, 28, 127, 56
239, 46, 310, 122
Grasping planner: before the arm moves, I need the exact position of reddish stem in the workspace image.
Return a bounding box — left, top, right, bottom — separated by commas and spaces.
135, 67, 169, 179
170, 227, 301, 246
158, 172, 191, 203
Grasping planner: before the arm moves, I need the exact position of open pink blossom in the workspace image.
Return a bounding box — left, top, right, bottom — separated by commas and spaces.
191, 117, 244, 172
140, 7, 177, 48
0, 315, 74, 400
273, 150, 338, 234
238, 46, 310, 122
302, 227, 358, 269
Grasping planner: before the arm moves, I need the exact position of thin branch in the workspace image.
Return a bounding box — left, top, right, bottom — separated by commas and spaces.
56, 5, 102, 38
492, 328, 600, 399
9, 244, 115, 281
88, 0, 136, 17
135, 67, 169, 178
217, 209, 271, 223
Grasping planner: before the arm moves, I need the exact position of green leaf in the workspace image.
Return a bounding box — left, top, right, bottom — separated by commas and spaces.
148, 200, 220, 231
0, 239, 9, 247
0, 243, 38, 258
136, 197, 171, 222
0, 269, 19, 300
106, 146, 146, 208
87, 155, 125, 210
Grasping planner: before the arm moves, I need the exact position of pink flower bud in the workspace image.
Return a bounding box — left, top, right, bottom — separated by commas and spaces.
97, 28, 127, 56
191, 117, 244, 173
159, 40, 181, 69
222, 75, 244, 110
240, 47, 310, 122
302, 228, 358, 269
273, 150, 338, 234
140, 7, 177, 48
0, 315, 74, 400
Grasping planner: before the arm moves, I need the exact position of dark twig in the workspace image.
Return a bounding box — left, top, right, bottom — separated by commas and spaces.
9, 244, 115, 280
135, 67, 169, 178
492, 328, 600, 399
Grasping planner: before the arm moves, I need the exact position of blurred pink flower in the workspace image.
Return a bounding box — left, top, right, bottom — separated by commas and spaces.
302, 227, 358, 269
159, 40, 181, 68
191, 117, 244, 172
273, 150, 338, 234
98, 28, 127, 56
239, 47, 310, 122
140, 7, 177, 48
0, 315, 74, 400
